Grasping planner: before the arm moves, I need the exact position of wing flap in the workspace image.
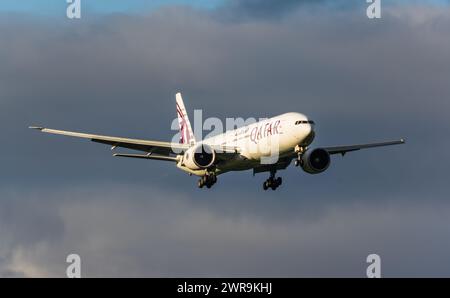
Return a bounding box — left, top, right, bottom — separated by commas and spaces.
113, 153, 178, 162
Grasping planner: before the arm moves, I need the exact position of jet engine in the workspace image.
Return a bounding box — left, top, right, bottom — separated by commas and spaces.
301, 148, 330, 174
183, 144, 216, 170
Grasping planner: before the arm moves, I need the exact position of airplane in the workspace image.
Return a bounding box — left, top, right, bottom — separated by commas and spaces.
30, 92, 405, 190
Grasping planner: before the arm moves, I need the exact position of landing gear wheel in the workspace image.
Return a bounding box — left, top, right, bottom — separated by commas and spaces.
295, 159, 304, 167
276, 177, 282, 186
198, 173, 217, 189
263, 175, 282, 191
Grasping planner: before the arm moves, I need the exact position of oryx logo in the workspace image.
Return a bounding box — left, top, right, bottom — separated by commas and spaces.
176, 103, 189, 144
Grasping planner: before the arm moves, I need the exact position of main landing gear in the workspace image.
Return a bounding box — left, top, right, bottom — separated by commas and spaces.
294, 145, 306, 167
198, 173, 217, 189
263, 170, 282, 191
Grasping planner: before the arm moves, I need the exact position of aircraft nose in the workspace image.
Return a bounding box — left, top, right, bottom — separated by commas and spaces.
302, 121, 313, 134
303, 123, 315, 144
309, 122, 315, 134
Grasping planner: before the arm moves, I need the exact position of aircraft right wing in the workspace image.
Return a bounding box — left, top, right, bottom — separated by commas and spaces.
324, 139, 405, 156
29, 126, 190, 159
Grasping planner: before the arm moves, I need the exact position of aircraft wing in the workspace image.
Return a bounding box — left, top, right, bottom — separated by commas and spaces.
29, 126, 189, 158
324, 139, 405, 156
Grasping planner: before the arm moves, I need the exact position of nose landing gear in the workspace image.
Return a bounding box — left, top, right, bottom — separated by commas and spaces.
198, 173, 217, 189
263, 170, 282, 191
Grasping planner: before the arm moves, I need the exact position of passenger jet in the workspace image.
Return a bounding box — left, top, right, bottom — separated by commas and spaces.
30, 93, 405, 190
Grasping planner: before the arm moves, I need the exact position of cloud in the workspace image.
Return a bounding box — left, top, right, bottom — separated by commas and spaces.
0, 2, 449, 276
217, 0, 327, 20
2, 185, 450, 277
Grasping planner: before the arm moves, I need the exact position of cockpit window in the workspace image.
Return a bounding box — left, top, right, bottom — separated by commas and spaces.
295, 120, 315, 125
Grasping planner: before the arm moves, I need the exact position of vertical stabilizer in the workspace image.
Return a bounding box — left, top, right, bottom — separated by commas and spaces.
175, 92, 196, 146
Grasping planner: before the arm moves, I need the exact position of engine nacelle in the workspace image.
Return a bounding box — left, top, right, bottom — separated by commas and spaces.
183, 144, 216, 170
301, 148, 330, 174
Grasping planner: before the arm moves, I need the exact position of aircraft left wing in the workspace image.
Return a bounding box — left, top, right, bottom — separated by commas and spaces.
324, 139, 405, 156
29, 126, 190, 157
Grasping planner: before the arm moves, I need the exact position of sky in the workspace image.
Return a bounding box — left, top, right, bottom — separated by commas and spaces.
0, 0, 225, 15
1, 0, 450, 277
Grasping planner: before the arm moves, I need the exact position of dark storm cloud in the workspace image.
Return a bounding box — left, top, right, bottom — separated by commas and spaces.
1, 2, 450, 276
2, 185, 450, 277
218, 0, 328, 20
216, 0, 369, 21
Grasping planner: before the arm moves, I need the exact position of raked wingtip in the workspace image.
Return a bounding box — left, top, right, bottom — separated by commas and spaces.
29, 126, 44, 131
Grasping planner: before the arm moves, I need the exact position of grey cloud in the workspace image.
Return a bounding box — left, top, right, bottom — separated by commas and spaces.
1, 5, 448, 194
2, 185, 450, 277
0, 3, 450, 276
216, 0, 348, 21
219, 0, 318, 20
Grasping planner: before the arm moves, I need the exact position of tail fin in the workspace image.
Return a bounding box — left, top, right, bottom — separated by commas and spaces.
175, 92, 196, 146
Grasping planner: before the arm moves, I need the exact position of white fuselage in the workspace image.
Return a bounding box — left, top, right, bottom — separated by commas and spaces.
202, 112, 315, 172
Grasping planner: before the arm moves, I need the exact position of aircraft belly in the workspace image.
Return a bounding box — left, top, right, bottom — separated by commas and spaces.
216, 157, 258, 173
